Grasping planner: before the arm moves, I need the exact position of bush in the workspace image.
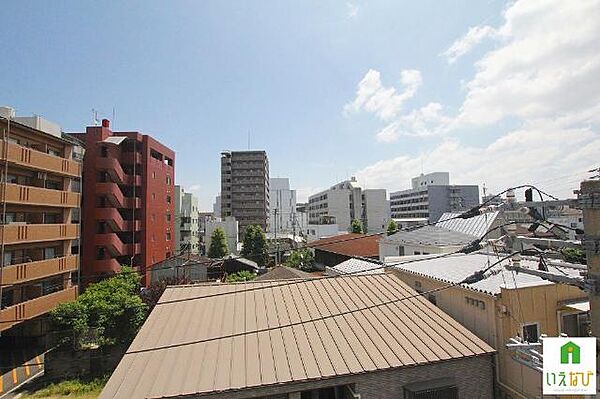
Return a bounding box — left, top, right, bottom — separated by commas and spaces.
225, 270, 256, 282
24, 375, 108, 398
285, 248, 314, 270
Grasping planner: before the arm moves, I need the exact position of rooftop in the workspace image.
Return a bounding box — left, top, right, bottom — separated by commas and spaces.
436, 211, 500, 238
384, 225, 476, 247
101, 275, 493, 399
308, 233, 379, 258
387, 253, 583, 296
328, 258, 384, 275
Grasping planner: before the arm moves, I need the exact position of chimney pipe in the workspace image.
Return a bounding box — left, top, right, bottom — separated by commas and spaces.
102, 119, 110, 128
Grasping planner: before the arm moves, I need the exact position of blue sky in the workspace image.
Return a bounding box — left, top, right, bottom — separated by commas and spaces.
1, 0, 598, 210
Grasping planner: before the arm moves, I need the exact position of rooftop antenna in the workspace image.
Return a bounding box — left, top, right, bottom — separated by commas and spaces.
92, 109, 99, 126
483, 183, 487, 198
112, 107, 116, 130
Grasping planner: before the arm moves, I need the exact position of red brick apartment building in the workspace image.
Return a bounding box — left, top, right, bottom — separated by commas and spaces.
71, 120, 175, 286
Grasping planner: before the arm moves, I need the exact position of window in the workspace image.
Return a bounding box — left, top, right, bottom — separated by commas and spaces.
151, 213, 156, 222
167, 195, 171, 204
166, 176, 171, 185
152, 171, 156, 179
522, 323, 540, 343
152, 193, 156, 200
44, 247, 56, 260
166, 232, 171, 241
166, 213, 171, 222
404, 379, 459, 399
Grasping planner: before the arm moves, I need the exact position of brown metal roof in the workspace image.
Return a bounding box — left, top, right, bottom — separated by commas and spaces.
307, 233, 380, 257
100, 274, 494, 399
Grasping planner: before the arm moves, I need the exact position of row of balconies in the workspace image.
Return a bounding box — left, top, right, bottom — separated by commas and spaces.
2, 254, 78, 286
97, 157, 142, 186
0, 286, 78, 332
0, 223, 78, 245
0, 140, 81, 178
0, 182, 80, 208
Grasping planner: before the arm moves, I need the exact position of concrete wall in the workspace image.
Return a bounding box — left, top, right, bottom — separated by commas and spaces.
268, 178, 297, 234
205, 217, 239, 255
362, 189, 388, 233
427, 185, 479, 223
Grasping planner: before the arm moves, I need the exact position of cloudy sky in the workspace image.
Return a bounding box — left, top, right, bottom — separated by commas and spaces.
1, 0, 598, 209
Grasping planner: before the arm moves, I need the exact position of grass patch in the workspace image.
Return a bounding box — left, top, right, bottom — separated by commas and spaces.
22, 375, 108, 398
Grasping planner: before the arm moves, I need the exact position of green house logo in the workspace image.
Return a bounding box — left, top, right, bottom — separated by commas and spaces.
560, 341, 581, 364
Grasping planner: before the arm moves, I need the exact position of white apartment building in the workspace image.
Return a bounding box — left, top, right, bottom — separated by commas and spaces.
204, 216, 239, 256
390, 172, 479, 223
175, 186, 200, 255
268, 178, 297, 235
307, 177, 388, 233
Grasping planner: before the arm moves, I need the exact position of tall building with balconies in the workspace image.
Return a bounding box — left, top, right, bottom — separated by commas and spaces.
0, 106, 81, 335
220, 151, 269, 236
174, 185, 199, 255
71, 119, 175, 286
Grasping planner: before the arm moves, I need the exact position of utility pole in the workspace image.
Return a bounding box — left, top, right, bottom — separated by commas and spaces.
578, 180, 600, 369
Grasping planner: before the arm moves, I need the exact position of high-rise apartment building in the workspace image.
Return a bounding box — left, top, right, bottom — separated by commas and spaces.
71, 119, 175, 286
174, 186, 200, 255
0, 107, 81, 334
308, 177, 388, 233
268, 178, 297, 235
220, 151, 269, 235
390, 172, 479, 222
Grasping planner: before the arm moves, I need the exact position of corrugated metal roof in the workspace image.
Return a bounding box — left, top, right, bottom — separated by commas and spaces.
329, 258, 384, 275
388, 253, 582, 296
101, 275, 493, 399
385, 225, 475, 246
436, 211, 500, 238
308, 233, 380, 257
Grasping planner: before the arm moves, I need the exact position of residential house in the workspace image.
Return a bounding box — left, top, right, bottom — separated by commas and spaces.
386, 252, 587, 398
101, 274, 495, 398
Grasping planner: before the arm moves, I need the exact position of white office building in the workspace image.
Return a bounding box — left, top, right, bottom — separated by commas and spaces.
204, 216, 239, 256
175, 186, 200, 255
390, 172, 479, 223
307, 177, 388, 233
268, 178, 297, 235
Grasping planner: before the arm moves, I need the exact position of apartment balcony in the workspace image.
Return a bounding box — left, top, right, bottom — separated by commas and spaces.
0, 183, 80, 208
0, 140, 81, 178
95, 233, 141, 257
96, 208, 141, 232
2, 255, 78, 286
121, 151, 142, 165
0, 224, 78, 245
96, 182, 141, 209
97, 157, 141, 186
0, 286, 78, 332
92, 258, 122, 274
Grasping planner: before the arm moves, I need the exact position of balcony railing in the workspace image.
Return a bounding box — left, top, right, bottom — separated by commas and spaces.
0, 286, 78, 332
0, 183, 80, 208
0, 223, 78, 245
0, 140, 81, 178
1, 255, 78, 285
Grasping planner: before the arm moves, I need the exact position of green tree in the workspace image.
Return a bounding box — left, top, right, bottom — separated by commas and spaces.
386, 219, 398, 236
285, 248, 314, 270
208, 227, 229, 258
561, 247, 586, 264
350, 219, 364, 234
51, 266, 148, 348
241, 224, 269, 267
225, 270, 257, 282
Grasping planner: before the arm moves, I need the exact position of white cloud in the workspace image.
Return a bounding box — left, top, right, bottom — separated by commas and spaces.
375, 102, 452, 142
344, 69, 422, 121
457, 0, 600, 126
352, 0, 600, 197
187, 184, 202, 192
442, 25, 496, 64
357, 124, 600, 198
346, 2, 359, 19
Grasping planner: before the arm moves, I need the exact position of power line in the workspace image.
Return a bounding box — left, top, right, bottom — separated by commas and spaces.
126, 253, 518, 355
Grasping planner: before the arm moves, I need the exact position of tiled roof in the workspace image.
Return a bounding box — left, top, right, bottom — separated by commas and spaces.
388, 253, 583, 296
385, 225, 475, 246
436, 211, 500, 238
308, 233, 379, 257
329, 258, 384, 275
255, 266, 314, 281
101, 275, 493, 399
